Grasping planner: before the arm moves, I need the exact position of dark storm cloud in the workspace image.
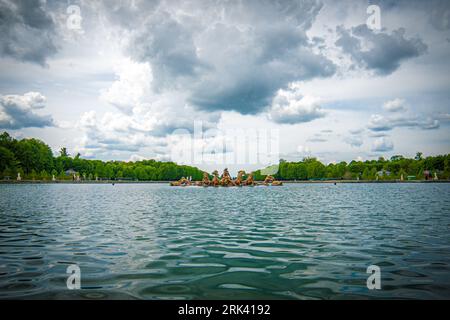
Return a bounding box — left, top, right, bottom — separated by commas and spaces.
0, 92, 54, 129
336, 24, 427, 75
117, 0, 337, 114
0, 0, 58, 65
189, 46, 335, 114
429, 0, 450, 30
128, 10, 208, 89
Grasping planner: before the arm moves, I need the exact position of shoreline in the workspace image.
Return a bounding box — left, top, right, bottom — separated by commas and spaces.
1, 180, 449, 184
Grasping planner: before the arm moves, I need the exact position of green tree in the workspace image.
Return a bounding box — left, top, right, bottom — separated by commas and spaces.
0, 146, 18, 172
294, 163, 307, 180
398, 168, 407, 180
362, 168, 370, 180
30, 169, 37, 180
370, 167, 377, 180
59, 147, 69, 157
15, 138, 53, 174
2, 167, 13, 179
40, 170, 49, 180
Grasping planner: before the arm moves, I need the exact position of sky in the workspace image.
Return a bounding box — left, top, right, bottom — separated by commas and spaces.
0, 0, 449, 174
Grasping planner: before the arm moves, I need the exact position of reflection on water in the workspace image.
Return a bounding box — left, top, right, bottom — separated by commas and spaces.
0, 183, 449, 299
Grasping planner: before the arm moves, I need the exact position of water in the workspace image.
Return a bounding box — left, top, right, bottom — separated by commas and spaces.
0, 183, 449, 300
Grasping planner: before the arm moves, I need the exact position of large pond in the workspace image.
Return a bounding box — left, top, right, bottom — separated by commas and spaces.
0, 183, 449, 299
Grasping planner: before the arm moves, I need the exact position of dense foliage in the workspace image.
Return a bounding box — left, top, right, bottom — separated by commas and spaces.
0, 132, 204, 181
1, 131, 449, 181
254, 155, 450, 181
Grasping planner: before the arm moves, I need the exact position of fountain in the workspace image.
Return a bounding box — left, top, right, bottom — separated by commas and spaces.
220, 168, 234, 187
234, 170, 245, 186
170, 169, 282, 187
211, 170, 220, 187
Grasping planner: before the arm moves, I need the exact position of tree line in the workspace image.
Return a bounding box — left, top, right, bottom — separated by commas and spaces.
253, 154, 450, 181
1, 131, 449, 181
0, 132, 204, 181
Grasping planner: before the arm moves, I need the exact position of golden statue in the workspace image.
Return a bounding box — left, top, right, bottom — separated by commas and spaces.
170, 176, 191, 186
170, 180, 180, 186
170, 169, 283, 187
201, 172, 210, 186
211, 170, 220, 187
243, 172, 255, 186
271, 180, 283, 186
234, 170, 245, 186
263, 175, 274, 185
263, 174, 283, 186
220, 168, 234, 186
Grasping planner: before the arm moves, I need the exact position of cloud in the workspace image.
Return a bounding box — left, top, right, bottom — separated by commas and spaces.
75, 110, 169, 157
279, 145, 313, 161
0, 0, 58, 65
343, 126, 365, 147
297, 145, 312, 154
128, 154, 146, 162
100, 59, 152, 114
383, 98, 407, 112
349, 128, 364, 135
372, 137, 394, 152
0, 92, 54, 129
344, 135, 363, 147
307, 135, 327, 143
100, 59, 221, 137
336, 24, 427, 75
368, 131, 388, 138
437, 113, 450, 123
104, 0, 336, 115
268, 88, 325, 124
128, 10, 206, 87
429, 0, 450, 30
368, 113, 440, 131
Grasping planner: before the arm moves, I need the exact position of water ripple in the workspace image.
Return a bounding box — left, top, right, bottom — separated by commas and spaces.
0, 183, 449, 299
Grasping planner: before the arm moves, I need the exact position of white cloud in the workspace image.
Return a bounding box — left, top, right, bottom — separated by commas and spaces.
99, 58, 221, 137
0, 92, 54, 129
100, 59, 152, 114
372, 137, 394, 152
75, 110, 167, 156
268, 88, 325, 124
128, 154, 146, 162
368, 113, 440, 131
344, 135, 363, 147
297, 145, 312, 154
383, 98, 407, 112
